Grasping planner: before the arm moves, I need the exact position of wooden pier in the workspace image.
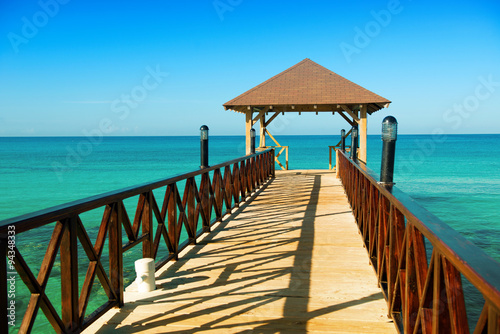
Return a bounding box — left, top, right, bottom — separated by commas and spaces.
2, 60, 500, 333
84, 170, 395, 333
1, 147, 499, 333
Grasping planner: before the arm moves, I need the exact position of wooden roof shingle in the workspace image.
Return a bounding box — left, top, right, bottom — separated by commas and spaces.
223, 58, 391, 114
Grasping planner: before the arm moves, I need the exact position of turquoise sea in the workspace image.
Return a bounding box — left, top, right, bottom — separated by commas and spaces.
1, 135, 499, 332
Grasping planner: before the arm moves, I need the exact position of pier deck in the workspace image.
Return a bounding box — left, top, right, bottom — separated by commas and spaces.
85, 170, 395, 333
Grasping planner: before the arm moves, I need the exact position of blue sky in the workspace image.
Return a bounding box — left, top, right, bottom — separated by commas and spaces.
1, 0, 499, 136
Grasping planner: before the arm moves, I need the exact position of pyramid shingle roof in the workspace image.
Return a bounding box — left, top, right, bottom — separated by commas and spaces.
223, 58, 390, 114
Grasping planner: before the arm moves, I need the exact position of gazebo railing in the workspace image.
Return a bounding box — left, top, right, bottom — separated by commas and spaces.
0, 149, 275, 333
328, 145, 350, 170
261, 129, 288, 170
329, 128, 353, 171
337, 150, 500, 334
262, 145, 288, 170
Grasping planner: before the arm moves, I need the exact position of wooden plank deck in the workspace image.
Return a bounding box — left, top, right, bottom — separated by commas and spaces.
85, 170, 396, 333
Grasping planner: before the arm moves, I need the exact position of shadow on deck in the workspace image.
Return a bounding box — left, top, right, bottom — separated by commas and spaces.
85, 170, 394, 333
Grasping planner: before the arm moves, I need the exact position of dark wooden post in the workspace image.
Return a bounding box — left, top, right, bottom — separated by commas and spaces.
200, 174, 211, 232
61, 217, 79, 330
142, 191, 153, 258
223, 166, 232, 215
249, 157, 256, 192
271, 149, 276, 178
109, 203, 124, 307
167, 185, 178, 259
246, 159, 252, 195
214, 169, 223, 222
488, 306, 499, 333
257, 154, 263, 185
250, 128, 256, 154
255, 156, 259, 187
238, 161, 245, 199
187, 178, 196, 244
232, 163, 240, 207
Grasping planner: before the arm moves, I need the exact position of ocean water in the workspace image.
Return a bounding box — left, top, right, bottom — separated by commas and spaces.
1, 135, 499, 332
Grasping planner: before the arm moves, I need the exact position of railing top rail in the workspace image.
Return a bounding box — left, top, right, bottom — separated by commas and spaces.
0, 149, 272, 233
338, 150, 500, 309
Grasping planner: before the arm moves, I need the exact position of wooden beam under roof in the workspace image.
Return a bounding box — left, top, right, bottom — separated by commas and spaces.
264, 111, 280, 127
338, 111, 356, 127
252, 107, 269, 125
339, 105, 360, 123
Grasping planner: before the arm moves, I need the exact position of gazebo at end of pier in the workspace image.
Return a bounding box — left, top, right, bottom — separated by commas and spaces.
223, 58, 391, 165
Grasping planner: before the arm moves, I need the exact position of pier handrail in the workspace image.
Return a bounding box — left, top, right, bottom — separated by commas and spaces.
337, 150, 500, 334
0, 149, 275, 333
262, 145, 288, 170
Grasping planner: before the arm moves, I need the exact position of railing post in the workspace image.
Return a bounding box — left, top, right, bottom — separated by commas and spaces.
250, 157, 256, 192
200, 125, 209, 169
167, 184, 179, 258
271, 149, 275, 177
109, 203, 124, 307
142, 191, 153, 258
380, 116, 398, 187
250, 128, 256, 154
335, 149, 341, 178
187, 178, 196, 243
61, 217, 79, 331
200, 174, 211, 232
350, 126, 358, 161
488, 306, 500, 333
285, 146, 289, 170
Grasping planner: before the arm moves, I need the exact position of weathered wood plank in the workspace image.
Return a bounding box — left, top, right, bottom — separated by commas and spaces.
61, 217, 79, 330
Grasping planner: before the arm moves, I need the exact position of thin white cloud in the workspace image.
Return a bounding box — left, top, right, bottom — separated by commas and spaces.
150, 98, 213, 104
146, 99, 171, 104
61, 99, 175, 104
61, 100, 113, 104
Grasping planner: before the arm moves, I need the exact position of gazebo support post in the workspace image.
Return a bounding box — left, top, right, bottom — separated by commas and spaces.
359, 105, 368, 163
246, 108, 253, 155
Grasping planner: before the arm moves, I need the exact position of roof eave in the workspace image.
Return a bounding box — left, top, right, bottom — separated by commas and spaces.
224, 101, 391, 114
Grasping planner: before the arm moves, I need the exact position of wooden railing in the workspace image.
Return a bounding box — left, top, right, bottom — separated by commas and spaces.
337, 150, 500, 334
262, 129, 288, 170
0, 149, 275, 333
328, 145, 350, 170
328, 129, 352, 170
262, 146, 288, 170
